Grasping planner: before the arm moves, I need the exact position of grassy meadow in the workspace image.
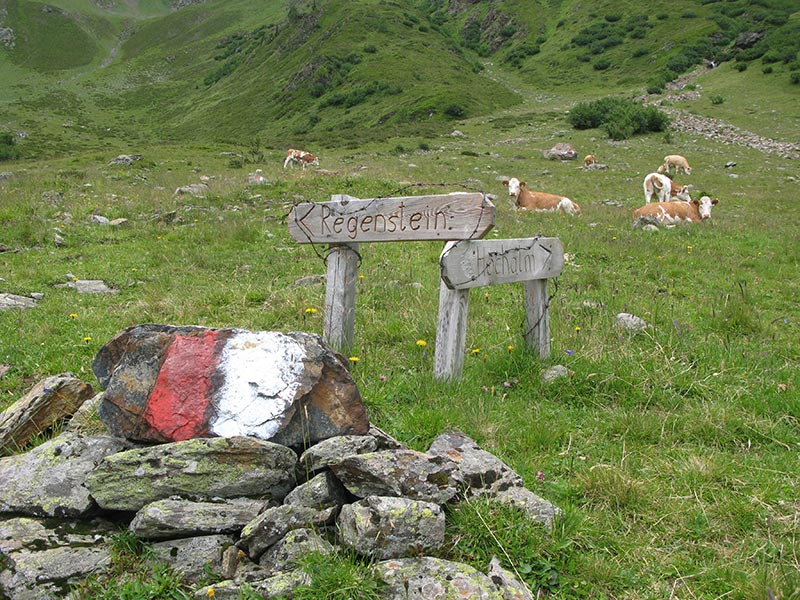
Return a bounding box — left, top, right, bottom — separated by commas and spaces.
1, 88, 799, 597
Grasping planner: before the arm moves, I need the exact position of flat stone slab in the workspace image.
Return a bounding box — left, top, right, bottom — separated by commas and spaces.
0, 293, 36, 310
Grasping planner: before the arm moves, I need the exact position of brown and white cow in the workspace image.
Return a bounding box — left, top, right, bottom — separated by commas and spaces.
657, 154, 692, 175
643, 172, 692, 204
583, 154, 597, 167
283, 148, 319, 170
633, 195, 718, 225
503, 177, 581, 216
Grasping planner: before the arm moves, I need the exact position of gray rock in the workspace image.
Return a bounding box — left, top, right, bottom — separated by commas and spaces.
0, 373, 94, 450
55, 280, 117, 294
238, 504, 337, 560
258, 528, 334, 570
614, 312, 649, 333
614, 313, 650, 333
543, 143, 577, 161
194, 570, 311, 600
0, 293, 36, 311
330, 450, 460, 504
85, 436, 297, 511
375, 557, 506, 599
540, 365, 570, 383
2, 545, 110, 599
299, 434, 378, 473
283, 470, 349, 511
427, 429, 523, 496
129, 498, 267, 540
492, 486, 561, 527
152, 534, 235, 584
0, 433, 127, 517
338, 496, 445, 560
108, 154, 142, 166
487, 556, 534, 600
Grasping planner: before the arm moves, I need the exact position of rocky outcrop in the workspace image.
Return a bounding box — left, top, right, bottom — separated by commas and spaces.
0, 328, 559, 599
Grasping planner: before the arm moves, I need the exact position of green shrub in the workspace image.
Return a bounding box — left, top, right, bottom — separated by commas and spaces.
444, 104, 466, 118
791, 72, 800, 84
593, 59, 611, 71
736, 62, 748, 72
710, 95, 725, 105
762, 66, 773, 74
568, 98, 669, 140
0, 133, 20, 161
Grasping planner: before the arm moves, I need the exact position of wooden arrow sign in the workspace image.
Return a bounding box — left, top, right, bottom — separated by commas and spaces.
439, 237, 564, 290
288, 193, 495, 244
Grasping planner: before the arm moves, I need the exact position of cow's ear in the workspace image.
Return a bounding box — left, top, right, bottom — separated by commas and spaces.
520, 181, 527, 188
502, 180, 509, 186
712, 199, 719, 205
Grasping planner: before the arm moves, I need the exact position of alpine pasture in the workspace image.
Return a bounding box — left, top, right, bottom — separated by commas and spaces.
1, 0, 799, 597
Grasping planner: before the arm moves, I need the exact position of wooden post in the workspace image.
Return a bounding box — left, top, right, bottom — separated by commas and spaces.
523, 278, 550, 358
434, 243, 471, 381
434, 281, 470, 381
324, 243, 359, 353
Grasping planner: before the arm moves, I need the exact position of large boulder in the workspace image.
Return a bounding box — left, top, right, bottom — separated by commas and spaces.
93, 325, 368, 447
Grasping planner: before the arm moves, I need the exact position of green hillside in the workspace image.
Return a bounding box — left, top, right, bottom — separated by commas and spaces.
0, 0, 798, 157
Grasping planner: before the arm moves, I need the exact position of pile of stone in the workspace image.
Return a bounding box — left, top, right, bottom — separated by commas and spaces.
0, 325, 560, 599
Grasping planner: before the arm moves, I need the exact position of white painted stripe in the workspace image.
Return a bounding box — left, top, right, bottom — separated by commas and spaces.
210, 331, 307, 439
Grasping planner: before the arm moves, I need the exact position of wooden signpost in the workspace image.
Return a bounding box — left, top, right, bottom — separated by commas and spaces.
288, 193, 496, 352
435, 237, 564, 381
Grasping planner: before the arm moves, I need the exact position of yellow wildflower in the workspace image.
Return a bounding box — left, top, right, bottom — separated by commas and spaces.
416, 340, 427, 347
68, 313, 77, 319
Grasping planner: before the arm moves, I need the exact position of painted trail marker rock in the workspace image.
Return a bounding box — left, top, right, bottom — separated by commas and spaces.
93, 324, 367, 447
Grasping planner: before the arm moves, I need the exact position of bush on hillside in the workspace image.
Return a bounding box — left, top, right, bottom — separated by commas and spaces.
568, 98, 669, 140
0, 133, 20, 161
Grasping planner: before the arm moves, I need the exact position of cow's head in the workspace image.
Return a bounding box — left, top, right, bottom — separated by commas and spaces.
696, 195, 718, 219
675, 184, 693, 202
503, 177, 524, 198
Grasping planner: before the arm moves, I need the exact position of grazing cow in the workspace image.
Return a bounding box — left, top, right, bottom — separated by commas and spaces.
643, 172, 692, 204
657, 154, 692, 175
583, 154, 597, 167
283, 148, 319, 170
633, 195, 718, 225
503, 177, 581, 216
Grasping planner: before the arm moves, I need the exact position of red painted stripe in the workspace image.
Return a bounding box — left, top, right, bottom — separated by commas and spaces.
143, 330, 221, 441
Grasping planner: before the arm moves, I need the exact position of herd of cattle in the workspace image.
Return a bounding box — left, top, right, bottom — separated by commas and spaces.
282, 148, 718, 226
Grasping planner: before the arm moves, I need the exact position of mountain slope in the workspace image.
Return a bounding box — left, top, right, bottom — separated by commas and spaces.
0, 0, 797, 158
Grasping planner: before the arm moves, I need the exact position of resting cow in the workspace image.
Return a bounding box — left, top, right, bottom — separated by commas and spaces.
643, 172, 692, 204
657, 154, 692, 175
283, 149, 319, 170
503, 177, 581, 216
633, 195, 718, 225
583, 154, 597, 167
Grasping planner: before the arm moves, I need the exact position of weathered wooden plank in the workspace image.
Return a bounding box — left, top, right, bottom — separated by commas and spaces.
434, 244, 471, 381
440, 237, 564, 290
288, 193, 495, 244
523, 278, 550, 358
323, 243, 359, 352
